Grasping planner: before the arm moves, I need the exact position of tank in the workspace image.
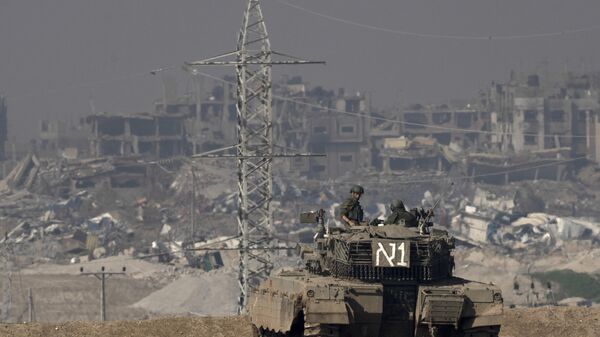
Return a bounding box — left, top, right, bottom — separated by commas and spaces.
248, 208, 503, 337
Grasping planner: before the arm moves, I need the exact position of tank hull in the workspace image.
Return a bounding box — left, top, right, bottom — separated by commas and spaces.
248, 271, 502, 337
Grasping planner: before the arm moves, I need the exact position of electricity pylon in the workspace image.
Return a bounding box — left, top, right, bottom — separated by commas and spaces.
185, 0, 323, 312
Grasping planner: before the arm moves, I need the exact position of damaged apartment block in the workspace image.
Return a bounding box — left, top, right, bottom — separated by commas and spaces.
400, 104, 488, 149
371, 103, 487, 173
187, 79, 237, 154
474, 72, 600, 183
87, 113, 186, 159
487, 72, 600, 158
273, 83, 372, 179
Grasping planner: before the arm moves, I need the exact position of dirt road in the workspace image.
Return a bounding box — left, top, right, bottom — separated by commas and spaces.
1, 307, 599, 337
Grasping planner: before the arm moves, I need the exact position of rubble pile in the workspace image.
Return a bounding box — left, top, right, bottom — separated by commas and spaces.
0, 155, 191, 264
445, 183, 600, 254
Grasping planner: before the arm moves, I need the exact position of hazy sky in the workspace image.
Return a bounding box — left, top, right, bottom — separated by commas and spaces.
1, 0, 599, 140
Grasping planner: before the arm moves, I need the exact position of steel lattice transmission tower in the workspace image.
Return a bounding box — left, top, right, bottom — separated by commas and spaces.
235, 0, 275, 312
185, 0, 323, 312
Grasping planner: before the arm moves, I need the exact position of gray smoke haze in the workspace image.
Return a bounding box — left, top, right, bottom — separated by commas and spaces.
1, 0, 599, 140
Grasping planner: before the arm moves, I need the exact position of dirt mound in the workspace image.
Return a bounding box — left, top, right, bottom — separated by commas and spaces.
0, 316, 254, 337
501, 306, 600, 337
131, 270, 238, 315
2, 307, 599, 337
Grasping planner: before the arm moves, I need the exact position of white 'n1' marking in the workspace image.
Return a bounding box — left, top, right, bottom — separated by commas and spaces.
376, 242, 408, 267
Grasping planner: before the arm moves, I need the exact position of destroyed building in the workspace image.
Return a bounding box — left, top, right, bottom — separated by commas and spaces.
486, 72, 600, 160
36, 119, 89, 159
375, 136, 450, 173
361, 103, 488, 174
399, 104, 490, 148
273, 81, 372, 179
87, 112, 187, 158
371, 71, 600, 182
458, 72, 600, 183
186, 80, 237, 154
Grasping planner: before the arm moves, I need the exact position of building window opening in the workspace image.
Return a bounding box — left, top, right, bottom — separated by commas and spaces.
340, 125, 355, 134
130, 119, 155, 136
98, 118, 125, 136
313, 126, 327, 134
389, 158, 412, 171
312, 165, 326, 173
455, 113, 472, 128
340, 155, 353, 162
550, 110, 565, 122
432, 112, 451, 124
403, 113, 427, 128
524, 135, 537, 145
524, 110, 538, 122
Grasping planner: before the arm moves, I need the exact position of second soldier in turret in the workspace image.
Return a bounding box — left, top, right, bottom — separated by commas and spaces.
384, 199, 417, 227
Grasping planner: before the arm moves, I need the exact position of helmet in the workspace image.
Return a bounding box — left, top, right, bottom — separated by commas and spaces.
350, 185, 364, 194
390, 199, 405, 211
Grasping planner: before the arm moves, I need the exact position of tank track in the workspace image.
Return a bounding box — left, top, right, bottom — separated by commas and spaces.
303, 323, 340, 337
419, 325, 500, 337
259, 324, 498, 337
456, 326, 500, 337
257, 327, 288, 337
257, 323, 339, 337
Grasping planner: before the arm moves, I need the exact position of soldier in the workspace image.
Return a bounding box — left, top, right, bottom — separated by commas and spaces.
384, 199, 417, 227
340, 185, 364, 227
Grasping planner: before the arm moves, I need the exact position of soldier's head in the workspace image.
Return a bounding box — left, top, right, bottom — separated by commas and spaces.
390, 199, 405, 211
349, 185, 364, 200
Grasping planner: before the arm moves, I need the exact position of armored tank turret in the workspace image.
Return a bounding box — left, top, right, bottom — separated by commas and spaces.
248, 209, 503, 337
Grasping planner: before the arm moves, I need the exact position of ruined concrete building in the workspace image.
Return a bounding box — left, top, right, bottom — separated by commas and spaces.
486, 72, 600, 159
367, 103, 485, 173
85, 77, 238, 159
376, 136, 451, 173
400, 104, 490, 148
306, 89, 371, 179
460, 72, 600, 183
273, 80, 371, 179
87, 112, 187, 158
367, 71, 600, 182
187, 80, 237, 154
84, 78, 187, 158
37, 119, 89, 158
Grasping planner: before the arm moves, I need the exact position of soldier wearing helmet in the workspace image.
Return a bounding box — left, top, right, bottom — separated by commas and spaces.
340, 185, 364, 227
384, 199, 417, 227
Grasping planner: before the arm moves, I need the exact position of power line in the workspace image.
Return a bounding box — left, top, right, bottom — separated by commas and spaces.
389, 156, 584, 185
79, 266, 126, 322
271, 0, 600, 41
3, 58, 596, 140
278, 156, 583, 186
193, 70, 600, 139
4, 70, 153, 102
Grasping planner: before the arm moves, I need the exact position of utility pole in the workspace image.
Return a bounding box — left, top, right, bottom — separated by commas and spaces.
80, 266, 126, 321
190, 169, 196, 241
27, 288, 34, 323
184, 0, 323, 313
